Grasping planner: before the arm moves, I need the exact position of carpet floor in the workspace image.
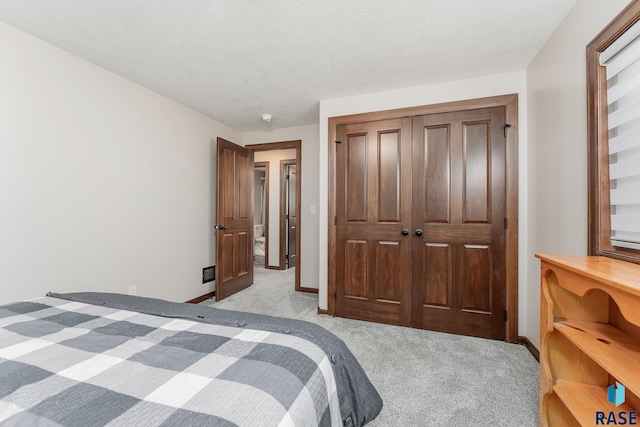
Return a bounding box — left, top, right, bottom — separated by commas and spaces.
204, 266, 539, 427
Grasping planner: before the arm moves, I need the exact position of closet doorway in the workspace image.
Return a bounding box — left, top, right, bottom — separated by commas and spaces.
253, 162, 269, 267
328, 95, 519, 342
246, 140, 302, 291
281, 160, 297, 269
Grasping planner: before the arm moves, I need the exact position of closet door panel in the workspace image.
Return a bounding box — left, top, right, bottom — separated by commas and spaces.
412, 107, 507, 340
460, 244, 492, 313
346, 134, 367, 222
463, 122, 491, 224
378, 132, 402, 222
374, 240, 403, 303
422, 243, 452, 308
336, 118, 413, 326
423, 125, 451, 224
344, 240, 368, 299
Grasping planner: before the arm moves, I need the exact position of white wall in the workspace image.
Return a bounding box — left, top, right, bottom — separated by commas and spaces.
253, 148, 297, 268
318, 71, 529, 328
243, 124, 320, 289
0, 22, 241, 305
6, 0, 630, 345
525, 0, 632, 349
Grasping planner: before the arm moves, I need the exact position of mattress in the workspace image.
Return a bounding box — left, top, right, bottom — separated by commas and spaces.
0, 292, 382, 426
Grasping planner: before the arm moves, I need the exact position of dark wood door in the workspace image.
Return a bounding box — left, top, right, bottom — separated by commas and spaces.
411, 107, 506, 339
335, 118, 413, 326
216, 137, 254, 301
287, 165, 297, 269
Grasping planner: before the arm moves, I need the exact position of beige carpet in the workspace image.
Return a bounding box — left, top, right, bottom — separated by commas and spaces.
204, 266, 539, 426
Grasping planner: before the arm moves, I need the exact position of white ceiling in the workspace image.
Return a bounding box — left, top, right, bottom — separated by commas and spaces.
0, 0, 577, 132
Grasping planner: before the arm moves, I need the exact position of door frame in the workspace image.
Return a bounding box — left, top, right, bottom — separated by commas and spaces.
246, 140, 304, 292
327, 94, 519, 343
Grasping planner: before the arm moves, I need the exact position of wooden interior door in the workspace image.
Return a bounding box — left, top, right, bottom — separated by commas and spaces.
335, 118, 413, 326
411, 106, 506, 339
216, 137, 254, 301
286, 164, 297, 269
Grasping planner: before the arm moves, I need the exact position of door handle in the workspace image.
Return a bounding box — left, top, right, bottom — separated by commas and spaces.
214, 225, 228, 230
415, 229, 423, 236
401, 229, 409, 236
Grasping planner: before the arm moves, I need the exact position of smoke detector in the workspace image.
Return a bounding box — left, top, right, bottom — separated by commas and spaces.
261, 113, 272, 122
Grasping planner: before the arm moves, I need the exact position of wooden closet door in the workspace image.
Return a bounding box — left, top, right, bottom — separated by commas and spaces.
335, 118, 413, 326
411, 107, 507, 340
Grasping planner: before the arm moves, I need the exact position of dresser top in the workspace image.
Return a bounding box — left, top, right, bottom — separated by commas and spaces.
536, 254, 640, 296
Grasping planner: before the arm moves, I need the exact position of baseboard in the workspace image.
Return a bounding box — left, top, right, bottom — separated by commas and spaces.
265, 266, 280, 270
317, 308, 329, 315
518, 336, 540, 362
298, 286, 319, 294
185, 291, 215, 304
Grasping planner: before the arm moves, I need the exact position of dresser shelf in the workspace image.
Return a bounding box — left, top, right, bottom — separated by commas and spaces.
555, 319, 640, 397
537, 254, 640, 426
554, 380, 635, 425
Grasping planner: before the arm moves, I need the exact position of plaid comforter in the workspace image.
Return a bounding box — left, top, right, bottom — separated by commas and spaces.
0, 293, 382, 426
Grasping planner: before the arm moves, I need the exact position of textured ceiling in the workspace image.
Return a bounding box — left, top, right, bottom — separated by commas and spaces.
0, 0, 577, 131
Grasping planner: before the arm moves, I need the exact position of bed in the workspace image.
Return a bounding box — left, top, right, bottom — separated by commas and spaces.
0, 292, 382, 426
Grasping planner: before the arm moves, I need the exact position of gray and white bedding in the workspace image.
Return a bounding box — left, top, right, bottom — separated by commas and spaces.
0, 292, 382, 426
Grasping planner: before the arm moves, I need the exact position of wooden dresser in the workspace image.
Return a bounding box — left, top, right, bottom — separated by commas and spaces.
537, 254, 640, 426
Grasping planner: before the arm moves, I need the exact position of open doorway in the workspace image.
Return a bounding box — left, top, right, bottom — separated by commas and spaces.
281, 160, 296, 269
253, 162, 269, 267
246, 140, 302, 291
